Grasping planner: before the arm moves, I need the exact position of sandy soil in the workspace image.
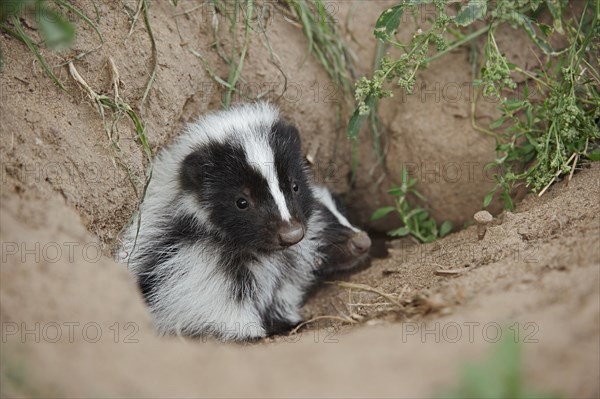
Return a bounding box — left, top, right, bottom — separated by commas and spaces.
1, 1, 598, 398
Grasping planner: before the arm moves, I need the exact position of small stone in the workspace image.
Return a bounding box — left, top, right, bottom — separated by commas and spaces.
474, 210, 493, 224
474, 210, 493, 240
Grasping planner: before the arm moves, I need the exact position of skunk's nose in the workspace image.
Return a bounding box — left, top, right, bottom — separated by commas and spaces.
348, 231, 371, 256
278, 221, 304, 246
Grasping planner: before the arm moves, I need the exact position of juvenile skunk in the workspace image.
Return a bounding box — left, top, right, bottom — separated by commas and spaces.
120, 103, 325, 341
311, 185, 371, 274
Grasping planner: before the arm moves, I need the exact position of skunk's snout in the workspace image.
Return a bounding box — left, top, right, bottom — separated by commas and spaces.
278, 220, 305, 246
348, 231, 371, 256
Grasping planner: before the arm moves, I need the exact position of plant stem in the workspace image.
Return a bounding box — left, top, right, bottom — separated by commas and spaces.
426, 25, 490, 63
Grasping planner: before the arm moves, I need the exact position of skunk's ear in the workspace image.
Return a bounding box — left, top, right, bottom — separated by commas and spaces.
271, 120, 301, 153
180, 150, 204, 192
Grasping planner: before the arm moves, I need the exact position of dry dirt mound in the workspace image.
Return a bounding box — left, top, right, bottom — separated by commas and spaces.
1, 1, 599, 397
1, 158, 598, 399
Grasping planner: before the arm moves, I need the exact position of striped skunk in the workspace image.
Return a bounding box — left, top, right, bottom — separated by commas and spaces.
120, 103, 372, 341
311, 186, 371, 274
120, 103, 324, 341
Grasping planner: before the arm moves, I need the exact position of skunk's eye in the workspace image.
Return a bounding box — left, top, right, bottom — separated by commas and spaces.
236, 198, 249, 209
292, 182, 299, 192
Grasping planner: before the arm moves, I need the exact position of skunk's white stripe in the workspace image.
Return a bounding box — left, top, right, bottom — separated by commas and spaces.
242, 135, 292, 222
313, 185, 359, 232
270, 177, 292, 222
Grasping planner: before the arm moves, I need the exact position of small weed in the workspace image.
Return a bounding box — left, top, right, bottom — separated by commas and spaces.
68, 60, 152, 166
282, 0, 356, 101
0, 0, 105, 83
185, 0, 255, 109
484, 0, 599, 204
222, 0, 254, 109
125, 0, 157, 111
372, 168, 452, 243
0, 0, 76, 87
439, 335, 560, 399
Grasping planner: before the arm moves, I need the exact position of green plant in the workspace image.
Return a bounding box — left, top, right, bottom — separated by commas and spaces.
484, 0, 599, 205
350, 0, 599, 210
371, 167, 452, 243
126, 0, 158, 111
283, 0, 356, 101
187, 0, 269, 109
1, 1, 154, 173
282, 0, 359, 176
439, 335, 560, 398
0, 0, 76, 86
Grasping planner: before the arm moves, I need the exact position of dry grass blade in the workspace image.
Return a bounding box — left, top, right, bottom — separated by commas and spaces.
127, 0, 144, 38
68, 61, 152, 163
435, 268, 465, 276
2, 16, 65, 90
326, 281, 403, 308
288, 315, 356, 335
139, 0, 158, 110
108, 57, 121, 100
223, 0, 254, 108
125, 0, 157, 110
538, 152, 577, 196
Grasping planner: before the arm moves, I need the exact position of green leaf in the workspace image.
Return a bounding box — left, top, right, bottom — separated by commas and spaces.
484, 162, 497, 171
347, 107, 369, 140
545, 0, 564, 34
538, 23, 551, 37
371, 206, 396, 221
439, 221, 453, 237
514, 13, 557, 55
422, 219, 435, 229
417, 210, 429, 222
525, 106, 533, 127
373, 1, 432, 41
455, 0, 487, 26
505, 99, 523, 111
35, 5, 75, 49
374, 5, 405, 41
587, 149, 600, 161
525, 133, 538, 147
405, 207, 426, 220
501, 188, 514, 210
401, 167, 409, 184
490, 117, 505, 129
388, 226, 410, 237
483, 187, 497, 208
387, 186, 404, 196
348, 95, 376, 140
7, 16, 65, 90
421, 234, 436, 243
